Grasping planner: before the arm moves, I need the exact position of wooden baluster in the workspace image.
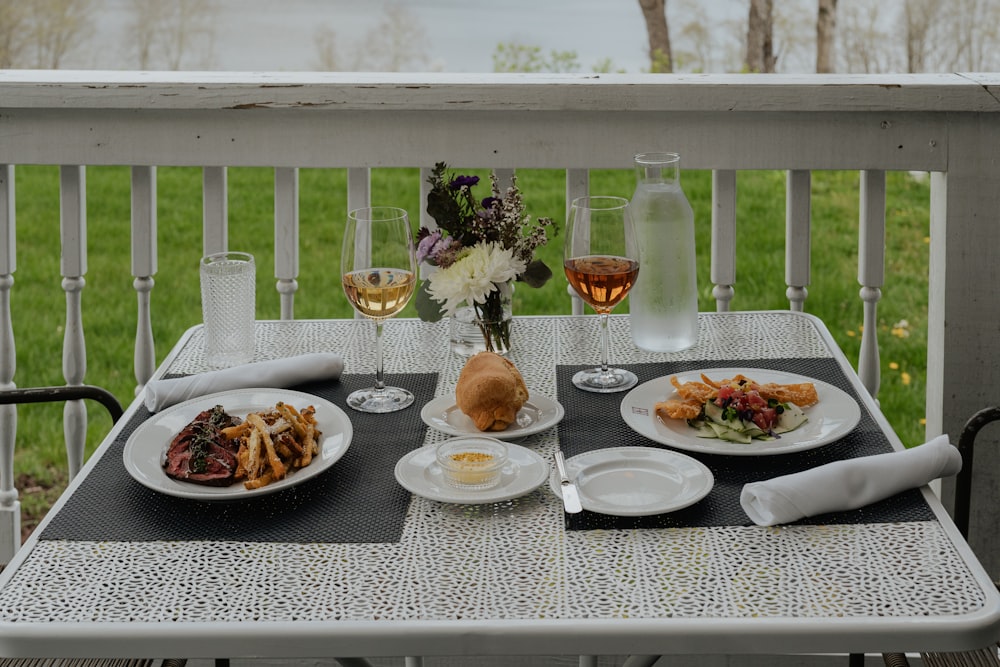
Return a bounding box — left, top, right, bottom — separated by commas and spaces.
566, 168, 589, 316
347, 168, 371, 320
418, 167, 435, 290
419, 167, 434, 232
711, 169, 737, 312
785, 169, 811, 312
203, 166, 228, 256
0, 164, 20, 562
131, 166, 157, 391
60, 165, 88, 479
493, 168, 514, 193
274, 167, 299, 320
858, 169, 886, 399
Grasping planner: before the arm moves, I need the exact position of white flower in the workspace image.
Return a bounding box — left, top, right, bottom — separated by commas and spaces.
427, 242, 526, 315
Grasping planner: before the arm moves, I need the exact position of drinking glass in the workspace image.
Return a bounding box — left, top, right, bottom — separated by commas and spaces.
564, 196, 640, 393
200, 251, 256, 368
341, 207, 417, 413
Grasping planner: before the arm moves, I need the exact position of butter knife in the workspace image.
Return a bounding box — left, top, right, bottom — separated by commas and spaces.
554, 450, 583, 514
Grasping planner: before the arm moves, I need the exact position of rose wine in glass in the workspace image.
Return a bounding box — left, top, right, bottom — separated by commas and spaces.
341, 207, 417, 413
564, 196, 640, 393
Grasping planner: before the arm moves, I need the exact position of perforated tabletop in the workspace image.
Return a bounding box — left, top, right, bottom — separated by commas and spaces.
0, 313, 995, 660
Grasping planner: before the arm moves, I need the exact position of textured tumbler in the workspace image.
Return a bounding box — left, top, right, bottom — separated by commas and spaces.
200, 251, 256, 368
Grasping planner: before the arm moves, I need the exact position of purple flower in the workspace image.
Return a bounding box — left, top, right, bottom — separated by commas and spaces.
481, 197, 500, 210
416, 230, 442, 263
416, 230, 458, 265
449, 175, 480, 190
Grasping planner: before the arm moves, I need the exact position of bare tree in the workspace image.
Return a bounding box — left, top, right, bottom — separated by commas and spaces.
937, 0, 1000, 71
25, 0, 93, 69
672, 0, 728, 72
746, 0, 776, 72
638, 0, 672, 72
0, 1, 31, 68
127, 0, 167, 69
360, 4, 429, 71
313, 25, 339, 71
903, 0, 940, 72
837, 0, 895, 74
125, 0, 216, 70
774, 0, 812, 72
316, 4, 429, 72
816, 0, 838, 73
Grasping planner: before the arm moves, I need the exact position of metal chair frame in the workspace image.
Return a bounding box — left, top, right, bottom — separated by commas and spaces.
882, 407, 1000, 667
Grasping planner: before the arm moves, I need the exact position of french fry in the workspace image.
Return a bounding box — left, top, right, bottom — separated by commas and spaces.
221, 421, 252, 440
220, 402, 323, 490
244, 428, 264, 479
247, 413, 287, 481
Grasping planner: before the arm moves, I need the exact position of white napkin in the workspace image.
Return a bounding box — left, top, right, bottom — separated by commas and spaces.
740, 434, 962, 526
143, 353, 344, 412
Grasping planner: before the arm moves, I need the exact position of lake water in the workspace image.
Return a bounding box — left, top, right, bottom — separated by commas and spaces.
76, 0, 748, 74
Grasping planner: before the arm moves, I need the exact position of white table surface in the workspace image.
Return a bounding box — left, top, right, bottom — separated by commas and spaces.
0, 312, 996, 660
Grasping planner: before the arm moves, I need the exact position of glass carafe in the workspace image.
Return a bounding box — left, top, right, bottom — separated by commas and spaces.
628, 152, 699, 352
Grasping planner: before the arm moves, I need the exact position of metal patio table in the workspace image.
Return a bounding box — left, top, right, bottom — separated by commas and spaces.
0, 312, 996, 661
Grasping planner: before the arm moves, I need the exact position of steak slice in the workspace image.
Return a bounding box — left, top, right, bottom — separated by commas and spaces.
163, 405, 242, 486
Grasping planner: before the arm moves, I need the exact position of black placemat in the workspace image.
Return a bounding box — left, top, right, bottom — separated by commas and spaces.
557, 358, 933, 530
40, 373, 438, 544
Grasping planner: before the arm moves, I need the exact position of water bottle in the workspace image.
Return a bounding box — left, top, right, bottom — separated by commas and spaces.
628, 152, 699, 352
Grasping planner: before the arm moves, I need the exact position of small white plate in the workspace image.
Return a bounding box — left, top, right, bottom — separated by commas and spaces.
620, 368, 862, 456
395, 442, 548, 504
123, 388, 353, 500
420, 393, 565, 440
548, 447, 714, 516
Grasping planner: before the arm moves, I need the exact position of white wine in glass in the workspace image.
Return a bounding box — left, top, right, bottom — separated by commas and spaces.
564, 196, 640, 393
341, 207, 417, 413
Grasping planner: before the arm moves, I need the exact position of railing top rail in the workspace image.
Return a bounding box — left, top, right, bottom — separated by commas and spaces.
1, 71, 998, 114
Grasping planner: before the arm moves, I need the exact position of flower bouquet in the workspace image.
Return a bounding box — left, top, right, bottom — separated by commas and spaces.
414, 162, 557, 353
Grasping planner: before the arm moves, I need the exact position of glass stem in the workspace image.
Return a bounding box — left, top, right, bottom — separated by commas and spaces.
374, 319, 386, 392
599, 311, 611, 373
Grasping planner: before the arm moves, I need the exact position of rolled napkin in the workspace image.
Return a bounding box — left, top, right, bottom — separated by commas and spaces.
143, 353, 344, 412
740, 434, 961, 526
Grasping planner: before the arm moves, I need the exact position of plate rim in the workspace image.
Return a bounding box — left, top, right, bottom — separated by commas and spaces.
123, 387, 353, 500
419, 392, 565, 440
394, 441, 548, 504
619, 367, 862, 456
548, 446, 714, 516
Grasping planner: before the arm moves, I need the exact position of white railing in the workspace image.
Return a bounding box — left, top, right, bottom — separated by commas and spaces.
1, 70, 999, 571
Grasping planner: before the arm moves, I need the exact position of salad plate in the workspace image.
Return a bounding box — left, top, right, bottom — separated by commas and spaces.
395, 442, 548, 505
420, 393, 565, 440
548, 447, 713, 516
123, 388, 352, 500
620, 368, 862, 456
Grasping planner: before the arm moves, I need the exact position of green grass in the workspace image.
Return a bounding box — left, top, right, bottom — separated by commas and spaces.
7, 165, 931, 533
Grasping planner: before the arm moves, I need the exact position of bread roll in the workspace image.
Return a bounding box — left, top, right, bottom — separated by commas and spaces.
455, 352, 529, 431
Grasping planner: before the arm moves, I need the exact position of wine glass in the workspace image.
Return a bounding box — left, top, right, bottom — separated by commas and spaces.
564, 196, 640, 393
341, 206, 418, 413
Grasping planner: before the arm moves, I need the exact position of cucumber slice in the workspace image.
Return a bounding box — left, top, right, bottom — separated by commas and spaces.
774, 402, 808, 434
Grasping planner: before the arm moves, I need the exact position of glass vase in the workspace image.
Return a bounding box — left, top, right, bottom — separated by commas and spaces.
449, 280, 513, 356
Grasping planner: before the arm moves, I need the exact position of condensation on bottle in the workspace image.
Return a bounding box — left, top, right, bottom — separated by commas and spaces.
628, 152, 699, 352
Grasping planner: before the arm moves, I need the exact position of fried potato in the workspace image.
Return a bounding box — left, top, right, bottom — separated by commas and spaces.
230, 402, 322, 490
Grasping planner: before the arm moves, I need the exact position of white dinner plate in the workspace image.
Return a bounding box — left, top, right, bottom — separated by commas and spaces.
394, 442, 548, 504
548, 447, 714, 516
420, 393, 565, 440
620, 368, 862, 456
123, 388, 353, 500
